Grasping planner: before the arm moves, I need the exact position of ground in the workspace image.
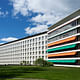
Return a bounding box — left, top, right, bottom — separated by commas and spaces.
0, 66, 80, 80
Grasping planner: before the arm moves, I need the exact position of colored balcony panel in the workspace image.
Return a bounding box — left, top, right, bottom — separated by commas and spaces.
48, 55, 76, 58
48, 52, 76, 58
48, 36, 76, 47
47, 44, 76, 52
48, 60, 76, 63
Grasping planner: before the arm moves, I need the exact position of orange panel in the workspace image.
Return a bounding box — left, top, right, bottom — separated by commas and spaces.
48, 52, 76, 57
48, 36, 76, 47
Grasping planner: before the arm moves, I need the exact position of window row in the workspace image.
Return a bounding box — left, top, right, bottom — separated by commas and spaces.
48, 29, 77, 43
48, 18, 80, 38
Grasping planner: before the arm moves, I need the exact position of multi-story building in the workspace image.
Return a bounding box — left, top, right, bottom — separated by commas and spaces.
47, 10, 80, 67
0, 31, 47, 65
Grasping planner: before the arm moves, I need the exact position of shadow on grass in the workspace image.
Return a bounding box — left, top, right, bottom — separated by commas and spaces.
0, 72, 39, 79
0, 66, 48, 80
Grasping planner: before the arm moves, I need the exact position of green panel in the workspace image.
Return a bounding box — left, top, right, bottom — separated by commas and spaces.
48, 60, 76, 63
47, 44, 76, 52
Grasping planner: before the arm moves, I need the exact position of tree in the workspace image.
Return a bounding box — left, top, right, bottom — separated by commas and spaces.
35, 58, 44, 66
35, 58, 53, 67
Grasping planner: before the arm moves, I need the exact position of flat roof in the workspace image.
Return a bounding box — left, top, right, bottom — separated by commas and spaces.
48, 9, 80, 30
0, 31, 47, 46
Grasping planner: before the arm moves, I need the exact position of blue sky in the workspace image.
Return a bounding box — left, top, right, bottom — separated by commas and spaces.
0, 0, 80, 44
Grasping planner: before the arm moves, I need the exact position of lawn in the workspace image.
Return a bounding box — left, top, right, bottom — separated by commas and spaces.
0, 66, 80, 80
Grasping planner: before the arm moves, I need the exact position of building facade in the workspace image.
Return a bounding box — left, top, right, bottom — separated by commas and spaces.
47, 10, 80, 67
0, 32, 47, 65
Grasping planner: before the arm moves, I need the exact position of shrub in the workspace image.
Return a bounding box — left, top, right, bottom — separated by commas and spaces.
35, 58, 53, 67
20, 61, 31, 66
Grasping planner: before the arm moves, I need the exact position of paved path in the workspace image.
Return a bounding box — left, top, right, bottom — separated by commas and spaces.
12, 78, 47, 80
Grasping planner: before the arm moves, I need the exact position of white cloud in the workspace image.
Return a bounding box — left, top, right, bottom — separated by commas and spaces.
0, 9, 8, 17
10, 0, 28, 16
5, 11, 8, 15
32, 13, 62, 25
0, 11, 4, 16
28, 0, 74, 25
25, 25, 48, 35
10, 0, 69, 16
28, 0, 69, 14
1, 37, 18, 42
10, 0, 80, 34
10, 0, 80, 18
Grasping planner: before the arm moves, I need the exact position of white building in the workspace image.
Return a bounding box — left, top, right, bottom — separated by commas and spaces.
0, 32, 48, 65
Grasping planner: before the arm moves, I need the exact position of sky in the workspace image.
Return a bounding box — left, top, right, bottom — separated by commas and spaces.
0, 0, 80, 44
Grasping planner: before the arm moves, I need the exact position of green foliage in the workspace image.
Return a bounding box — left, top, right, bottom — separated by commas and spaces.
35, 58, 53, 67
20, 61, 30, 65
35, 58, 44, 66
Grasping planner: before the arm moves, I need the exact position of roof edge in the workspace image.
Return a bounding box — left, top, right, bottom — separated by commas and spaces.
0, 31, 47, 46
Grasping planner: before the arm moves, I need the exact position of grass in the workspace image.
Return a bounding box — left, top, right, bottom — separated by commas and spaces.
0, 66, 80, 80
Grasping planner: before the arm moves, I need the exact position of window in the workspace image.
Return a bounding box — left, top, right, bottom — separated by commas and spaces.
77, 18, 80, 25
39, 51, 41, 54
42, 56, 44, 59
33, 39, 34, 42
48, 20, 77, 38
45, 36, 47, 39
39, 37, 41, 40
42, 51, 44, 54
46, 41, 47, 44
42, 46, 44, 50
39, 47, 41, 50
42, 41, 44, 45
48, 29, 77, 43
39, 42, 41, 45
42, 36, 44, 40
30, 39, 31, 42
